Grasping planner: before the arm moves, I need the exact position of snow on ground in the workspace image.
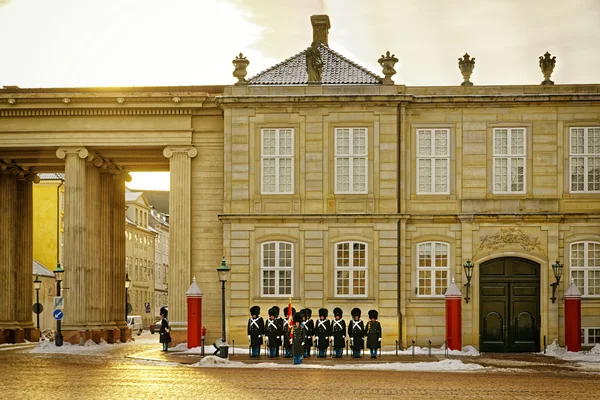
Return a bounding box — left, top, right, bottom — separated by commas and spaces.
381, 345, 479, 357
543, 340, 600, 362
192, 356, 485, 372
30, 339, 115, 355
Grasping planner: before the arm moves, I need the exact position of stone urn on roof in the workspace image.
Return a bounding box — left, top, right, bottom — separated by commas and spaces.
378, 51, 398, 85
458, 53, 475, 86
539, 52, 556, 85
232, 53, 250, 85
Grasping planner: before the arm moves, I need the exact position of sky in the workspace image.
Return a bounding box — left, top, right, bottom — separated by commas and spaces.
1, 0, 599, 190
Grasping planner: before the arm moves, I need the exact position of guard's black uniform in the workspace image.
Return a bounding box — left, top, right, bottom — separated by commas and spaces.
366, 309, 382, 358
282, 307, 295, 358
265, 307, 281, 358
348, 307, 365, 358
247, 305, 264, 357
331, 307, 346, 358
302, 308, 314, 357
315, 308, 331, 357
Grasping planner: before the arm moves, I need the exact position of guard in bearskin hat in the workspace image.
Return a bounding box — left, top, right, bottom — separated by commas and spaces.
331, 307, 346, 358
265, 307, 281, 358
272, 306, 282, 357
247, 305, 264, 358
366, 309, 382, 358
348, 307, 365, 358
291, 311, 306, 365
315, 308, 331, 358
302, 308, 314, 357
282, 306, 296, 358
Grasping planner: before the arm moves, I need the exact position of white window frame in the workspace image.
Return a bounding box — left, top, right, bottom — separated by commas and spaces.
261, 128, 294, 194
569, 127, 600, 193
492, 128, 526, 194
334, 241, 368, 297
334, 128, 368, 194
570, 241, 600, 297
260, 241, 294, 297
416, 129, 450, 194
581, 327, 600, 346
416, 241, 450, 297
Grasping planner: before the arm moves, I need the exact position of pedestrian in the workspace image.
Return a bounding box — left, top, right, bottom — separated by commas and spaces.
272, 306, 282, 357
158, 306, 171, 352
315, 308, 331, 358
348, 307, 364, 358
366, 309, 382, 359
283, 307, 296, 358
291, 311, 306, 365
331, 307, 346, 358
302, 308, 314, 357
265, 307, 281, 358
247, 305, 264, 358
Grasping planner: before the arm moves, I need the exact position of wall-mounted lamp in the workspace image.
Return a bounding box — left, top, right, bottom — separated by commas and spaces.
550, 259, 563, 303
463, 260, 474, 303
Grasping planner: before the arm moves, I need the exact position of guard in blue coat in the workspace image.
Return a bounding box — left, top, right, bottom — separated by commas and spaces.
348, 307, 364, 358
331, 307, 346, 358
247, 305, 264, 358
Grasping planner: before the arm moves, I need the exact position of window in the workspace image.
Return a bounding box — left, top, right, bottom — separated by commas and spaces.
335, 241, 367, 297
570, 127, 600, 192
416, 242, 450, 297
261, 242, 293, 296
493, 128, 526, 193
335, 128, 367, 194
261, 128, 294, 194
571, 241, 600, 297
581, 327, 600, 346
417, 129, 450, 194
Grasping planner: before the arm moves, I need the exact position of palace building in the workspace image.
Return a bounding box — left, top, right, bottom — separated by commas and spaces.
0, 15, 598, 351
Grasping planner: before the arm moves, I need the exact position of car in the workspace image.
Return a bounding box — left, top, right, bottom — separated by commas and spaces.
127, 315, 143, 336
150, 320, 162, 335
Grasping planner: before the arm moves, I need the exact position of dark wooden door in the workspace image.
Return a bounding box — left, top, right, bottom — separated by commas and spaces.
480, 258, 540, 352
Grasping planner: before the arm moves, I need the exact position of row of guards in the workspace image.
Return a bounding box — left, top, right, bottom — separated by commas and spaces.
247, 304, 382, 359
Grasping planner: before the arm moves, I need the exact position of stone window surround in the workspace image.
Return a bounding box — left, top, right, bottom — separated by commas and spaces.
416, 128, 450, 195
260, 127, 295, 195
568, 126, 600, 193
334, 127, 368, 194
492, 127, 527, 194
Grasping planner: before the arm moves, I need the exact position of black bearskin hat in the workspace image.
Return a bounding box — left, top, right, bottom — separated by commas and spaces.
272, 306, 280, 317
268, 307, 276, 317
284, 307, 296, 317
304, 308, 312, 318
368, 309, 378, 320
250, 305, 260, 316
160, 306, 168, 318
333, 307, 343, 317
293, 312, 303, 324
351, 307, 361, 318
319, 308, 328, 318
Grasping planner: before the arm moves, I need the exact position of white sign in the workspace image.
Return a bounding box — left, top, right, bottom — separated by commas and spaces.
54, 296, 64, 310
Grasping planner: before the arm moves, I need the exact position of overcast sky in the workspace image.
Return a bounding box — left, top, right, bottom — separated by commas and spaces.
1, 0, 599, 89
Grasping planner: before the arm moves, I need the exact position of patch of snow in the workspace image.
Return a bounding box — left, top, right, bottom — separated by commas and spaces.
381, 345, 479, 357
30, 339, 114, 355
542, 339, 600, 362
183, 345, 217, 354
130, 358, 180, 367
590, 344, 600, 355
191, 356, 485, 372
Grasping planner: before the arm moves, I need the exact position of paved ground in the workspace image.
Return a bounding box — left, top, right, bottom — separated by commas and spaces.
1, 333, 599, 399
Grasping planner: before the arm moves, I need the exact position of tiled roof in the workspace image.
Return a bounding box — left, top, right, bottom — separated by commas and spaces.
33, 260, 55, 277
248, 43, 382, 85
38, 173, 64, 180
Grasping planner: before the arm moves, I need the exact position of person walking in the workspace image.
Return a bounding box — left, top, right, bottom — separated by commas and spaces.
159, 307, 171, 352
291, 311, 306, 365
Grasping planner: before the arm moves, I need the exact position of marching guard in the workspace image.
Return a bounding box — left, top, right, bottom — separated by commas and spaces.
366, 309, 382, 359
348, 307, 365, 358
315, 308, 331, 358
331, 307, 346, 358
302, 308, 314, 357
247, 305, 264, 358
265, 307, 281, 358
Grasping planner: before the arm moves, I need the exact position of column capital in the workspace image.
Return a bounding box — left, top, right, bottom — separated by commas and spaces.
163, 146, 197, 159
10, 164, 40, 183
56, 147, 89, 160
112, 171, 132, 182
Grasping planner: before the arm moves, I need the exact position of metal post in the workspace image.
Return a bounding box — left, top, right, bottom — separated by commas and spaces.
428, 340, 431, 357
201, 337, 205, 357
543, 336, 546, 354
346, 340, 348, 357
55, 279, 63, 347
221, 280, 226, 344
395, 340, 398, 357
411, 340, 415, 357
232, 340, 235, 356
125, 287, 128, 322
35, 288, 40, 330
444, 341, 448, 358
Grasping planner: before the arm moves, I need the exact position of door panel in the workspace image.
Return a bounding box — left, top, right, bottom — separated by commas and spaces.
480, 258, 540, 352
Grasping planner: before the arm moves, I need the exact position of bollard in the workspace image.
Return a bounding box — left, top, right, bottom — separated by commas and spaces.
186, 277, 203, 349
232, 340, 235, 356
201, 337, 205, 357
564, 280, 582, 352
395, 340, 398, 357
543, 336, 546, 354
444, 341, 448, 358
412, 340, 415, 357
445, 278, 462, 351
346, 340, 349, 357
428, 340, 432, 357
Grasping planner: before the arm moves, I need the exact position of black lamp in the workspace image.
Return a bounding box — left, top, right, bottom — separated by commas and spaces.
550, 259, 563, 303
217, 257, 231, 358
33, 275, 42, 330
463, 260, 474, 303
54, 263, 64, 347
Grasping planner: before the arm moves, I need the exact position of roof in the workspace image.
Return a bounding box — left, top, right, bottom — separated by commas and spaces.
125, 192, 143, 202
126, 216, 135, 225
138, 190, 169, 214
38, 173, 64, 181
33, 260, 55, 278
248, 43, 382, 85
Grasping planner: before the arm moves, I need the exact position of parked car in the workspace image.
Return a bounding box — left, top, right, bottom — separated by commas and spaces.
150, 320, 161, 334
127, 315, 143, 336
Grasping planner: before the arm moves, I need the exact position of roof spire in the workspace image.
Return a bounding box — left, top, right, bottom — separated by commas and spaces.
311, 15, 330, 46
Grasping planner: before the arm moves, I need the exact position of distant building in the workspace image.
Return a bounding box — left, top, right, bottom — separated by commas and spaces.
32, 173, 64, 271
32, 260, 55, 331
150, 207, 169, 319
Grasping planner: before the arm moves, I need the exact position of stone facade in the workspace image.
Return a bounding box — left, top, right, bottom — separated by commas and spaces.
150, 208, 169, 319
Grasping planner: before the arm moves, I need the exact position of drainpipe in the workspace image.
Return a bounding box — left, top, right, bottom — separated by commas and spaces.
397, 102, 403, 348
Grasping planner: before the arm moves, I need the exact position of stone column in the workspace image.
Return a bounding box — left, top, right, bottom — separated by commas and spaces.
85, 163, 102, 336
163, 146, 197, 343
56, 147, 89, 339
112, 171, 129, 340
99, 170, 113, 332
0, 169, 18, 342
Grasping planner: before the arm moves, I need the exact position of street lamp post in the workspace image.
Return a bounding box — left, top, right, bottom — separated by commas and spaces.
33, 274, 42, 330
216, 257, 231, 358
54, 264, 64, 347
125, 273, 131, 322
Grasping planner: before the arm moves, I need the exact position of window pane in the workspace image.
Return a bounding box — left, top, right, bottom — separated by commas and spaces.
418, 270, 431, 295
435, 243, 448, 268
571, 129, 585, 154
511, 157, 525, 192
435, 270, 448, 295
278, 270, 292, 295
588, 157, 600, 192
571, 243, 585, 267
494, 158, 508, 192
353, 242, 366, 267
434, 158, 448, 192
352, 129, 367, 155
336, 158, 350, 192
587, 128, 600, 154
494, 129, 508, 155
571, 270, 585, 294
263, 270, 275, 295
337, 243, 350, 267
278, 158, 292, 192
419, 243, 432, 267
571, 158, 585, 191
262, 130, 276, 156
352, 157, 366, 192
353, 270, 366, 295
263, 242, 276, 267
279, 242, 292, 267
418, 131, 432, 156
511, 129, 525, 155
434, 130, 448, 156
279, 129, 293, 156
337, 270, 349, 295
336, 129, 350, 155
418, 159, 432, 193
262, 158, 276, 192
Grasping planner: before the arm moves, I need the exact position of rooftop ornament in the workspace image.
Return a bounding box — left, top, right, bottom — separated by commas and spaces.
306, 41, 323, 84
458, 53, 475, 86
378, 51, 398, 85
232, 53, 250, 85
539, 51, 556, 85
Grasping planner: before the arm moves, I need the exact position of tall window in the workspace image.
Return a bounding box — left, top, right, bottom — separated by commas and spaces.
416, 242, 450, 296
581, 327, 600, 346
570, 127, 600, 192
571, 241, 600, 297
261, 128, 294, 194
493, 128, 526, 193
261, 241, 293, 296
335, 128, 367, 193
417, 129, 450, 194
335, 242, 367, 297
